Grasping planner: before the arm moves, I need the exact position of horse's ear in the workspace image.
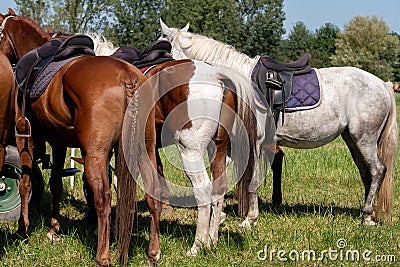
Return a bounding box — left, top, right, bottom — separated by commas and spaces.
181, 23, 189, 32
160, 18, 170, 33
46, 25, 53, 33
8, 8, 16, 16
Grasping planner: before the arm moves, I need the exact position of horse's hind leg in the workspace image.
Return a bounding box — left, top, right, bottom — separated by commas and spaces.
178, 145, 212, 256
15, 123, 34, 234
341, 132, 386, 225
84, 152, 112, 266
140, 150, 162, 264
47, 145, 67, 241
209, 141, 228, 247
156, 149, 173, 213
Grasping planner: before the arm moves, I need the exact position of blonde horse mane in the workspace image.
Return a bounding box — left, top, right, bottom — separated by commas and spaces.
174, 31, 258, 76
85, 32, 115, 56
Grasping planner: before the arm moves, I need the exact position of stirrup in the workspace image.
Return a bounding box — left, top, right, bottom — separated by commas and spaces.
15, 116, 32, 138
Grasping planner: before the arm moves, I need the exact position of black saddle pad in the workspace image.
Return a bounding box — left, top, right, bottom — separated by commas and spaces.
111, 40, 173, 69
16, 34, 95, 100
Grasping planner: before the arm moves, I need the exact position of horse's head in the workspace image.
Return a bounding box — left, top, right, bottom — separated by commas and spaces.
159, 19, 192, 60
0, 8, 18, 62
0, 10, 51, 64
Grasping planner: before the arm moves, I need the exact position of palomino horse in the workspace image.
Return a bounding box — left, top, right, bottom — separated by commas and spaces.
159, 20, 398, 225
0, 9, 157, 266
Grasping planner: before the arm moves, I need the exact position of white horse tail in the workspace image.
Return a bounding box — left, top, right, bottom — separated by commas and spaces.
216, 66, 259, 218
376, 84, 398, 220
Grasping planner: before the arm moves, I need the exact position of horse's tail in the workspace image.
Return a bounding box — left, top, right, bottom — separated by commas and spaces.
217, 66, 259, 218
376, 83, 398, 220
115, 66, 145, 265
115, 133, 136, 265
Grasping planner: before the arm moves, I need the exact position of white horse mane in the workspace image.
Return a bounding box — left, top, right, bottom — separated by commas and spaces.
174, 31, 258, 76
84, 32, 116, 56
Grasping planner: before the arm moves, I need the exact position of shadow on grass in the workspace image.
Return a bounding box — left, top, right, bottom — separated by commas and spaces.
222, 192, 362, 220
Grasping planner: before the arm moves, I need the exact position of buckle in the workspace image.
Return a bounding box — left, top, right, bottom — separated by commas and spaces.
265, 70, 283, 90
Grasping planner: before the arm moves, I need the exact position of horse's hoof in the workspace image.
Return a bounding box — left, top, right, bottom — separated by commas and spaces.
146, 259, 157, 267
147, 250, 161, 267
161, 203, 174, 214
186, 246, 199, 257
363, 217, 376, 226
46, 231, 61, 242
219, 211, 227, 225
238, 218, 257, 230
95, 259, 110, 267
149, 248, 161, 263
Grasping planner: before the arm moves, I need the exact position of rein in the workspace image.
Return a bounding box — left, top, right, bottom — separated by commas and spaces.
0, 15, 32, 138
0, 15, 15, 41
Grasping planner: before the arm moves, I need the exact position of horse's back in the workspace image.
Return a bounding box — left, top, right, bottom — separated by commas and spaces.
275, 66, 393, 148
31, 56, 147, 146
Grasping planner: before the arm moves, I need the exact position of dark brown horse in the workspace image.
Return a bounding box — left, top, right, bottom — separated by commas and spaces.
0, 9, 157, 266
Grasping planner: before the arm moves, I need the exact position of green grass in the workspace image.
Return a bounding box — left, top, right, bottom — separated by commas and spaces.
1, 101, 400, 266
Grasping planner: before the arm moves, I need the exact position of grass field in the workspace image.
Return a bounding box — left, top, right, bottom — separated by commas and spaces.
1, 97, 400, 266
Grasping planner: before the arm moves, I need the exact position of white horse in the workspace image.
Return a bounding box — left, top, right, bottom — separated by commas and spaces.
159, 19, 398, 226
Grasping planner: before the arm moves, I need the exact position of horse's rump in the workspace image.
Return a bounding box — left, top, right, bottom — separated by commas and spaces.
28, 56, 147, 147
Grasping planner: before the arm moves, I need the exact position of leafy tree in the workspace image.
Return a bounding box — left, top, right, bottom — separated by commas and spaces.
331, 15, 400, 80
161, 0, 285, 57
311, 23, 339, 67
49, 0, 113, 33
161, 0, 241, 47
14, 0, 50, 27
282, 21, 313, 61
391, 33, 400, 82
106, 0, 164, 49
15, 0, 112, 34
237, 0, 285, 57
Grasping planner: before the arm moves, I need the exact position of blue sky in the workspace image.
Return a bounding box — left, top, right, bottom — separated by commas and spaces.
1, 0, 399, 35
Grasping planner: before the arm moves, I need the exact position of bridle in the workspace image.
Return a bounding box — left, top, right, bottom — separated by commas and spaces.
0, 15, 20, 62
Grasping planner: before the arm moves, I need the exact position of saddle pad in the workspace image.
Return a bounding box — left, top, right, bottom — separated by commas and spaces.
284, 68, 321, 111
30, 57, 78, 100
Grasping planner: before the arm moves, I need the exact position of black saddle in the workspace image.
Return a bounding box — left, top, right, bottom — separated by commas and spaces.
16, 34, 95, 94
260, 54, 311, 73
251, 54, 312, 125
111, 40, 173, 69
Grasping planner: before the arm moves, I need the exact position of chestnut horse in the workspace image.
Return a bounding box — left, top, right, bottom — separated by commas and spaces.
0, 9, 157, 266
122, 58, 265, 264
0, 51, 14, 171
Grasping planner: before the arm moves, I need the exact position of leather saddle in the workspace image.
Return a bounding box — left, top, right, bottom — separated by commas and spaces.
15, 34, 95, 94
111, 40, 173, 69
251, 54, 311, 124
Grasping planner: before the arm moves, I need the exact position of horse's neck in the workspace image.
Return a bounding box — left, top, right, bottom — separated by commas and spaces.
12, 24, 50, 59
182, 37, 258, 78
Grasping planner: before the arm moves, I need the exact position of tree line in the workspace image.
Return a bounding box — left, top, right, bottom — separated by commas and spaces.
14, 0, 400, 81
